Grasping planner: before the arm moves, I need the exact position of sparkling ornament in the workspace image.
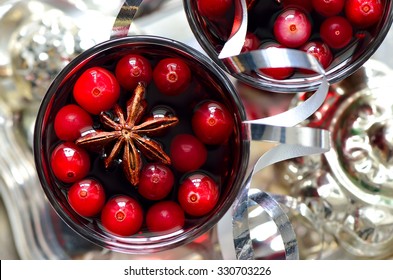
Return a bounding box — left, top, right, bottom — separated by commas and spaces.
10, 5, 96, 102
278, 60, 393, 259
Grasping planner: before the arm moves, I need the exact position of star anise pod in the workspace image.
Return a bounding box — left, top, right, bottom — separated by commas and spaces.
75, 82, 179, 186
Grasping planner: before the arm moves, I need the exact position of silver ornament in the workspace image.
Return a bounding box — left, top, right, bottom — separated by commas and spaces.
10, 2, 95, 102
278, 60, 393, 259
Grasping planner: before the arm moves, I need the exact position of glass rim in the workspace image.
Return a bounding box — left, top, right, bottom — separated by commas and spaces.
183, 0, 393, 93
33, 34, 251, 254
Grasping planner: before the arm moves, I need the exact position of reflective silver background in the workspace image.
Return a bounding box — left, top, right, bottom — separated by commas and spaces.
1, 0, 393, 260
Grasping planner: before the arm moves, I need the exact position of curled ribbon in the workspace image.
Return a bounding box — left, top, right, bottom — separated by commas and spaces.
216, 0, 331, 260
112, 0, 331, 260
110, 0, 143, 40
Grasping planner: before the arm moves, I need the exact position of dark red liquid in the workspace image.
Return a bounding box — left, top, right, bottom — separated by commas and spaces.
192, 0, 387, 76
41, 43, 245, 239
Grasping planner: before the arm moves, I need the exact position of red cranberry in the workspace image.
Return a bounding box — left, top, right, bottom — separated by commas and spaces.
320, 16, 353, 49
146, 201, 185, 233
241, 32, 260, 53
191, 100, 234, 145
300, 41, 333, 72
54, 104, 93, 141
283, 0, 313, 12
312, 0, 345, 17
197, 0, 232, 19
50, 142, 90, 183
177, 172, 219, 217
101, 195, 143, 236
138, 163, 174, 201
170, 134, 207, 172
67, 178, 106, 217
73, 67, 120, 115
115, 54, 152, 91
345, 0, 383, 28
273, 8, 312, 48
153, 58, 191, 96
258, 42, 295, 80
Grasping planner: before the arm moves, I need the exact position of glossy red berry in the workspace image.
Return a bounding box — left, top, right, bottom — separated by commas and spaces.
312, 0, 345, 17
345, 0, 383, 28
67, 178, 106, 217
241, 32, 260, 53
320, 16, 353, 49
258, 42, 295, 80
170, 134, 207, 172
101, 195, 143, 236
138, 163, 175, 201
273, 8, 312, 48
197, 0, 232, 19
178, 172, 219, 217
50, 142, 90, 183
153, 58, 191, 96
54, 104, 93, 141
73, 67, 120, 115
191, 100, 234, 145
115, 54, 152, 91
146, 201, 185, 233
300, 41, 333, 72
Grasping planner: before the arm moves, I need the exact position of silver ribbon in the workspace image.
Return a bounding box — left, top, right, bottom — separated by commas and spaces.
215, 0, 331, 260
110, 0, 331, 259
110, 0, 142, 40
220, 48, 330, 260
218, 0, 248, 59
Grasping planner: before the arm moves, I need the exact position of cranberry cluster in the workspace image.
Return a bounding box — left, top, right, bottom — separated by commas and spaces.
197, 0, 384, 79
49, 53, 235, 237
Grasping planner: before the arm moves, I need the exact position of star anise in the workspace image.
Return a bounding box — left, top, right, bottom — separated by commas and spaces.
75, 82, 179, 186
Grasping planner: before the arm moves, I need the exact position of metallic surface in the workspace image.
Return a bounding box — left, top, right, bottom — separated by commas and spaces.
183, 0, 393, 93
110, 0, 142, 39
278, 60, 393, 259
1, 0, 393, 260
218, 0, 247, 59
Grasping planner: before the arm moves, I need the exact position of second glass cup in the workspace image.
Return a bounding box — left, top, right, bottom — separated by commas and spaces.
183, 0, 393, 92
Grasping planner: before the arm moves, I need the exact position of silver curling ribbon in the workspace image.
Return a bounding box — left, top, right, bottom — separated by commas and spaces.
218, 0, 330, 127
216, 0, 331, 259
218, 125, 330, 260
218, 0, 248, 59
217, 60, 330, 259
110, 0, 143, 40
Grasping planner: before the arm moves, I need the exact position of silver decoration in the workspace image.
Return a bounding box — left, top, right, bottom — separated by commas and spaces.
278, 60, 393, 259
9, 2, 95, 102
110, 0, 142, 39
230, 48, 330, 127
0, 97, 76, 259
218, 0, 247, 59
222, 47, 331, 260
222, 125, 330, 260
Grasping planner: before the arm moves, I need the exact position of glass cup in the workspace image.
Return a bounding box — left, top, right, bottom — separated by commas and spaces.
33, 35, 250, 254
183, 0, 393, 93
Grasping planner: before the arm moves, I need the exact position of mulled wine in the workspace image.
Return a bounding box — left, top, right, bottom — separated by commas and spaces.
34, 36, 249, 253
184, 0, 393, 92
